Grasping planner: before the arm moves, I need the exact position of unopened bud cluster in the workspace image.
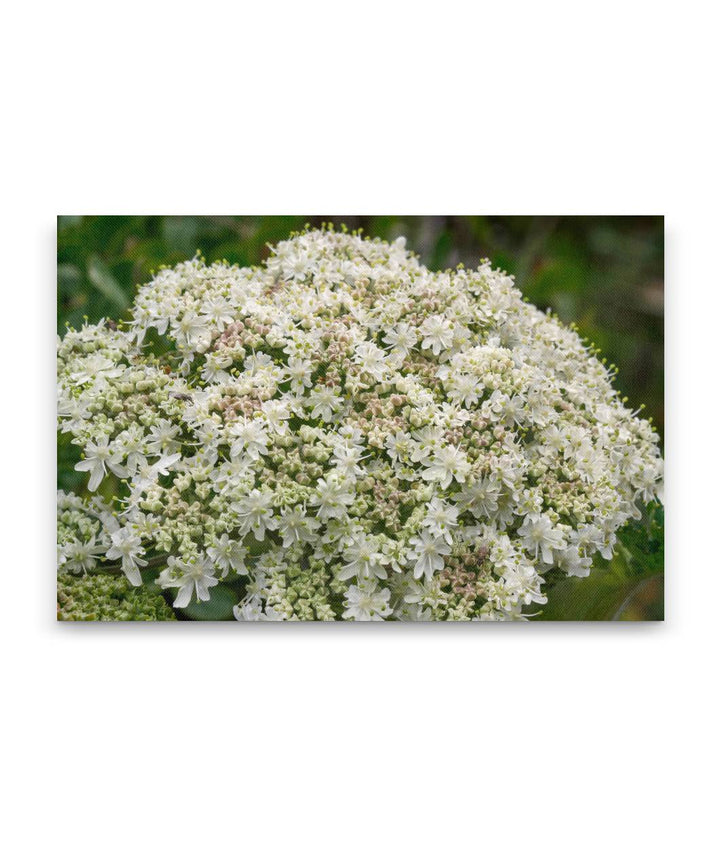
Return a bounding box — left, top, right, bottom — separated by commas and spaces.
57, 572, 176, 621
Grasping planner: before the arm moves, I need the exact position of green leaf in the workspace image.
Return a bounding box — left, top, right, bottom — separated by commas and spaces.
613, 574, 664, 621
538, 567, 663, 621
57, 262, 82, 293
179, 583, 237, 621
162, 216, 200, 256
537, 502, 664, 620
86, 254, 128, 311
58, 215, 83, 231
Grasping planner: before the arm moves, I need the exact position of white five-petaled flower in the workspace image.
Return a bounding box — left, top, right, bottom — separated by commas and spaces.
308, 386, 343, 422
57, 395, 92, 431
421, 445, 471, 489
385, 430, 413, 462
105, 527, 147, 585
207, 533, 248, 577
458, 475, 501, 519
201, 351, 233, 383
446, 373, 483, 408
172, 311, 210, 350
276, 506, 321, 547
342, 582, 392, 621
330, 443, 366, 478
310, 475, 355, 520
69, 354, 122, 386
518, 513, 567, 565
146, 419, 181, 455
200, 296, 234, 331
233, 489, 278, 540
233, 597, 282, 621
130, 452, 181, 493
75, 434, 128, 492
410, 426, 444, 463
262, 400, 291, 435
229, 418, 269, 461
114, 425, 147, 475
339, 536, 389, 581
353, 341, 389, 381
557, 545, 592, 578
285, 356, 313, 392
61, 536, 106, 574
419, 315, 454, 355
407, 532, 452, 580
244, 352, 274, 375
422, 497, 459, 544
383, 322, 418, 356
158, 555, 219, 608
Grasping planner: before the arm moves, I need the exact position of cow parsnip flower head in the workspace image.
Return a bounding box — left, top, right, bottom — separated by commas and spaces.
57, 228, 663, 620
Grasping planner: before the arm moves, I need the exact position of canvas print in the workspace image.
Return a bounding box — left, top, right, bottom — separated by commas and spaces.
57, 216, 664, 621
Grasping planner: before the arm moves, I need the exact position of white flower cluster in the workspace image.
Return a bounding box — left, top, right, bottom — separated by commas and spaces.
57, 228, 663, 620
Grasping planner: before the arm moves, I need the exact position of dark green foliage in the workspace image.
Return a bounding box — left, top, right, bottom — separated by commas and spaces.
537, 503, 664, 621
178, 584, 237, 621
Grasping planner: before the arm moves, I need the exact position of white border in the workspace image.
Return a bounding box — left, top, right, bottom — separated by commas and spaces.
2, 3, 713, 854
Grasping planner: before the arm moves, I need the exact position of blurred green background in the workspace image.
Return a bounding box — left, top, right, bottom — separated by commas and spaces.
57, 215, 664, 620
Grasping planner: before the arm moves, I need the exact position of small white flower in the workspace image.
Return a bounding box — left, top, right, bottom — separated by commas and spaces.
407, 532, 452, 581
330, 443, 366, 478
383, 322, 418, 356
421, 445, 470, 489
353, 341, 389, 381
446, 373, 483, 408
233, 489, 277, 540
69, 354, 122, 386
422, 497, 459, 544
285, 356, 313, 392
420, 315, 454, 355
200, 296, 234, 331
75, 435, 128, 492
105, 528, 147, 585
114, 425, 147, 475
557, 545, 593, 578
518, 513, 567, 565
342, 582, 392, 621
276, 506, 321, 547
146, 419, 181, 455
229, 418, 269, 461
57, 395, 92, 431
458, 475, 501, 519
262, 399, 291, 435
308, 386, 342, 422
207, 534, 248, 576
410, 426, 443, 463
339, 535, 389, 581
159, 555, 219, 608
201, 351, 233, 383
172, 312, 210, 350
61, 537, 106, 574
385, 430, 413, 463
310, 475, 354, 520
233, 597, 282, 621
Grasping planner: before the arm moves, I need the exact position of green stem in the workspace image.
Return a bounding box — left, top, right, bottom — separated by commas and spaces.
88, 554, 170, 575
